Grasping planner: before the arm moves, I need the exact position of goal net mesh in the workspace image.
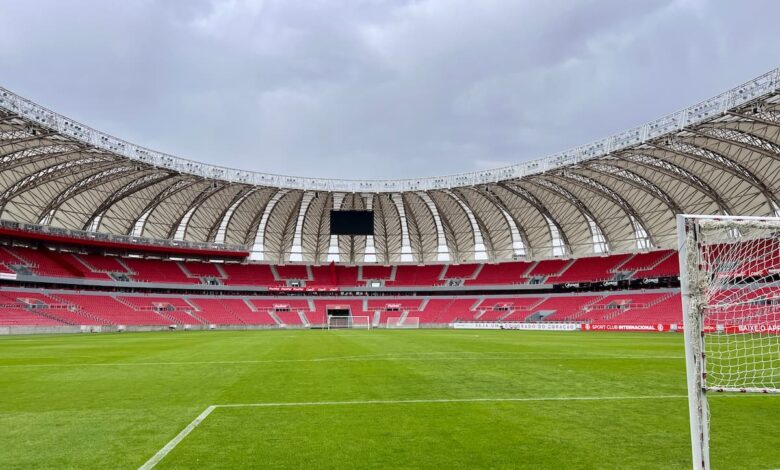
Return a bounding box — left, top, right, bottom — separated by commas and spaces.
327, 315, 370, 330
686, 218, 780, 393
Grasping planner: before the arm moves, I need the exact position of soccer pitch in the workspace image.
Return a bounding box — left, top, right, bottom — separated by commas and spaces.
0, 330, 777, 469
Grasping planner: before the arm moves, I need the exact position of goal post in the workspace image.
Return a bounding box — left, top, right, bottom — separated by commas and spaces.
327, 315, 371, 330
386, 316, 420, 329
677, 214, 780, 470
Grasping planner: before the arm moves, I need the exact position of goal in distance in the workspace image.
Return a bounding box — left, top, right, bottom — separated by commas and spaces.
326, 315, 371, 330
677, 214, 780, 470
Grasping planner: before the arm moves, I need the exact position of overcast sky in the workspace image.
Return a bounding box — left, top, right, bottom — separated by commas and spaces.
1, 0, 778, 180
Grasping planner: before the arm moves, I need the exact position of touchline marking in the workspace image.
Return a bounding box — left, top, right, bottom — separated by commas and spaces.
216, 394, 689, 408
1, 353, 683, 369
137, 393, 764, 469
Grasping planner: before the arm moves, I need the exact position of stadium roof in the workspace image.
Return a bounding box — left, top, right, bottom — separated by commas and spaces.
1, 69, 780, 264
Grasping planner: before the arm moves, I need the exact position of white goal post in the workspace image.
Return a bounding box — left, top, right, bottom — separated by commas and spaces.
386, 317, 420, 329
677, 214, 780, 470
327, 315, 371, 330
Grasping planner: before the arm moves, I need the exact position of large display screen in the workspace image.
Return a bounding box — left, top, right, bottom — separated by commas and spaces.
330, 210, 374, 236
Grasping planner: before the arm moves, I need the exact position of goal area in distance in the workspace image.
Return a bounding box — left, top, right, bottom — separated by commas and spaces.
386, 317, 420, 329
326, 315, 370, 330
677, 215, 780, 470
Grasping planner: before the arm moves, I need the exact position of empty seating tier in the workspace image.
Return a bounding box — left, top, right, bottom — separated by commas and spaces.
0, 289, 688, 328
0, 246, 682, 287
387, 265, 444, 287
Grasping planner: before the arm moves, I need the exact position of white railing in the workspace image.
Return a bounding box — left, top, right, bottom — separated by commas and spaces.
1, 69, 778, 192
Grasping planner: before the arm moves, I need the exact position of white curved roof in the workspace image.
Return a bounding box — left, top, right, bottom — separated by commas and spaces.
1, 68, 780, 264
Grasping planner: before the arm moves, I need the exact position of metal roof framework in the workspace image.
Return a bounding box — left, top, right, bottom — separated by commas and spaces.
1, 69, 780, 264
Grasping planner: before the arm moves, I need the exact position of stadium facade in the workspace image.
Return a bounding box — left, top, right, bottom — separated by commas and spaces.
1, 69, 779, 265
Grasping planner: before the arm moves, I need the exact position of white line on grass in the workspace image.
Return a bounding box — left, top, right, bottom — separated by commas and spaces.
137, 393, 766, 469
1, 353, 683, 369
216, 394, 690, 408
138, 405, 216, 470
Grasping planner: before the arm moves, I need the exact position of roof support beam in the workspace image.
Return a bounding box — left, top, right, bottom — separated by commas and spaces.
327, 193, 345, 263
581, 162, 682, 215
526, 176, 611, 252
442, 189, 488, 261
209, 188, 255, 243
82, 173, 178, 232
417, 192, 450, 262
390, 194, 414, 262
129, 178, 202, 237
288, 191, 315, 262
553, 170, 656, 248
725, 110, 780, 128
498, 181, 571, 256
361, 194, 376, 263
0, 133, 59, 155
249, 189, 288, 261
474, 186, 529, 259
37, 166, 138, 225
691, 127, 780, 160
169, 183, 231, 240
0, 157, 111, 215
619, 153, 732, 214
647, 142, 780, 210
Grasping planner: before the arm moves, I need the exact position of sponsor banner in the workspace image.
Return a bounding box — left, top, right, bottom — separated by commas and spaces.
582, 323, 679, 333
452, 322, 580, 331
723, 324, 780, 334
267, 286, 339, 293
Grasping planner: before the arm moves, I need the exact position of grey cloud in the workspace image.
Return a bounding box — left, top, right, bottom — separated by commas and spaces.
0, 0, 778, 180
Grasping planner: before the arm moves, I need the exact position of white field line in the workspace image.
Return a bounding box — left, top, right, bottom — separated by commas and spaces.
217, 394, 689, 408
0, 352, 683, 368
139, 393, 760, 470
138, 405, 216, 470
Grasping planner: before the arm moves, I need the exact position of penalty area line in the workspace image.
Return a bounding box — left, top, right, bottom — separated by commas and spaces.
138, 393, 764, 469
138, 394, 691, 469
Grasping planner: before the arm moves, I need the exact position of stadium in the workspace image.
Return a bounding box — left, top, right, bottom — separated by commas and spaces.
1, 30, 780, 470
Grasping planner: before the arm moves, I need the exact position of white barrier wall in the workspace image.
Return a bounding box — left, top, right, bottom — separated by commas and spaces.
452, 322, 581, 331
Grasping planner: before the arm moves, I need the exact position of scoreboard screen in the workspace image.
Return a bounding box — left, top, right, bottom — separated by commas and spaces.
330, 210, 374, 236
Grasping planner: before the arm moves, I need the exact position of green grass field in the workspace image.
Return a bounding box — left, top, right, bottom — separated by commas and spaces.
0, 330, 778, 469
